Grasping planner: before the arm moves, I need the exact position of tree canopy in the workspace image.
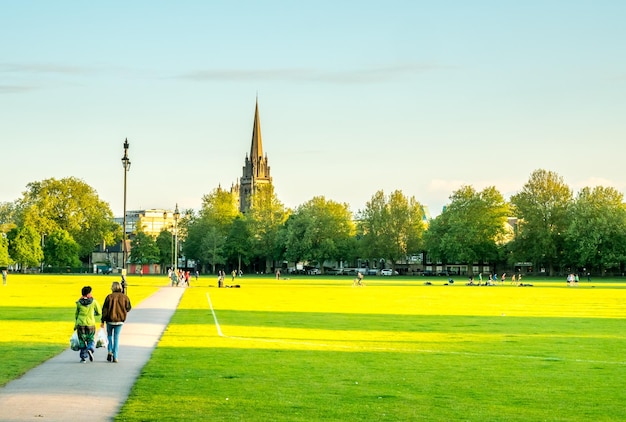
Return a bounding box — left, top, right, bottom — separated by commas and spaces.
283, 196, 355, 272
564, 186, 626, 274
246, 184, 289, 273
424, 186, 509, 268
359, 190, 425, 270
510, 169, 572, 275
184, 187, 240, 273
17, 177, 119, 259
43, 229, 81, 268
8, 225, 43, 269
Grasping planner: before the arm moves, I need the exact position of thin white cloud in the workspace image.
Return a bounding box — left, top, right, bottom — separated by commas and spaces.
0, 84, 37, 93
428, 178, 526, 203
572, 177, 625, 191
0, 63, 94, 75
180, 62, 449, 84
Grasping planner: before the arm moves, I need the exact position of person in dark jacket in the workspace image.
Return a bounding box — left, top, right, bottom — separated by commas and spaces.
100, 281, 132, 363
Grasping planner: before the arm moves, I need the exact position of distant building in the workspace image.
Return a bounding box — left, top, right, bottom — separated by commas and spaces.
96, 209, 177, 274
114, 209, 175, 238
231, 98, 273, 213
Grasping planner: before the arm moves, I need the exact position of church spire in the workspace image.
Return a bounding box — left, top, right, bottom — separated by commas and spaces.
237, 97, 272, 213
250, 97, 263, 163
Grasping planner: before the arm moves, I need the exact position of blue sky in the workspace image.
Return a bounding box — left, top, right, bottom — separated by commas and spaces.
2, 1, 625, 217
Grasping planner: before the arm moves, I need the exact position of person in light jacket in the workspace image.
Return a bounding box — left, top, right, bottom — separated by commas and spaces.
100, 281, 132, 363
75, 286, 101, 363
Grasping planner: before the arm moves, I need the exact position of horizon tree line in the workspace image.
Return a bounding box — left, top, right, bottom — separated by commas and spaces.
1, 169, 626, 277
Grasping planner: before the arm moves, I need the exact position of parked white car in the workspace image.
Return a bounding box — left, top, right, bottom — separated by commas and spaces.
380, 269, 398, 276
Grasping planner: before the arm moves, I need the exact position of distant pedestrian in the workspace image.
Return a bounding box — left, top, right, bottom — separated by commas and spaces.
2, 269, 6, 286
101, 281, 132, 363
352, 271, 364, 287
170, 270, 178, 286
121, 274, 128, 294
232, 270, 236, 281
276, 269, 281, 280
75, 286, 101, 363
195, 270, 199, 281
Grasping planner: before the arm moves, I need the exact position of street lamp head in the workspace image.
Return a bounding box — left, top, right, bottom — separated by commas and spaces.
174, 203, 180, 220
122, 138, 131, 170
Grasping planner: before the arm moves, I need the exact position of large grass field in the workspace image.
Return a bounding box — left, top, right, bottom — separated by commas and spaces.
2, 274, 626, 421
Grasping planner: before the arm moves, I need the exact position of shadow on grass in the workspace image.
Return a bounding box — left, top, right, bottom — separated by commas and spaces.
0, 306, 70, 322
120, 345, 626, 422
170, 308, 626, 336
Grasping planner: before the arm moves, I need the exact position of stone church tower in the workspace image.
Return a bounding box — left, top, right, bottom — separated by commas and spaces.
237, 98, 272, 213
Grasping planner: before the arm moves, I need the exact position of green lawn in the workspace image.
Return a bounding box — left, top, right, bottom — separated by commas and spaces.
2, 274, 625, 420
118, 276, 626, 421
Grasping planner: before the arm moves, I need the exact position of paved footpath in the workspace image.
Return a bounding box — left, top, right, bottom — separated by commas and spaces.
0, 286, 185, 422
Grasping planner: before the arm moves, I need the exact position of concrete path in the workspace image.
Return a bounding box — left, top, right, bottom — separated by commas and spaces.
0, 286, 185, 422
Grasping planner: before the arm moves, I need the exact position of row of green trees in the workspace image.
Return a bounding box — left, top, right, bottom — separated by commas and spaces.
425, 169, 626, 275
0, 177, 120, 270
2, 169, 626, 276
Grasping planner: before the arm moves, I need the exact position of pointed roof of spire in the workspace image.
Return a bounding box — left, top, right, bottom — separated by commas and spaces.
250, 97, 263, 160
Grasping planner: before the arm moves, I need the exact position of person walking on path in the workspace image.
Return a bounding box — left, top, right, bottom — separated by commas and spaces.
75, 286, 101, 363
0, 286, 185, 421
101, 281, 132, 363
2, 269, 6, 285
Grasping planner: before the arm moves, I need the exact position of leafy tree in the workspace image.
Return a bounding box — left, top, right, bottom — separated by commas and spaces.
0, 201, 18, 234
7, 225, 43, 269
246, 184, 289, 273
422, 209, 451, 264
564, 186, 626, 274
0, 235, 12, 268
224, 215, 252, 272
184, 187, 240, 273
130, 230, 160, 265
510, 169, 572, 275
424, 186, 509, 272
359, 190, 425, 271
43, 229, 81, 268
16, 177, 120, 259
283, 196, 355, 272
156, 229, 173, 272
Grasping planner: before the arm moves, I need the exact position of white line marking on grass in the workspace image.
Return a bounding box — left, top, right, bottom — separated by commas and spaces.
206, 292, 224, 337
205, 292, 626, 366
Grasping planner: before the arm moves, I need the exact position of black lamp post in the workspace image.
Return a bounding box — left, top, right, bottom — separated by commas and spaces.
121, 139, 131, 275
173, 204, 180, 271
163, 211, 170, 272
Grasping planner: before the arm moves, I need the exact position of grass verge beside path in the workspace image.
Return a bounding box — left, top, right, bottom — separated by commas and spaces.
119, 276, 626, 421
0, 273, 162, 386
